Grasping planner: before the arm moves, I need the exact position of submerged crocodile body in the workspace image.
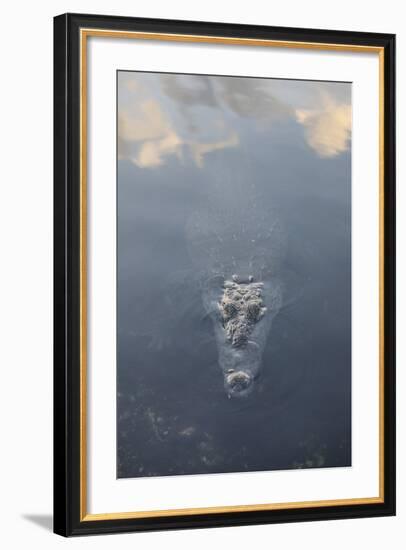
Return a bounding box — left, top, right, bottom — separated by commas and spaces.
185, 168, 285, 398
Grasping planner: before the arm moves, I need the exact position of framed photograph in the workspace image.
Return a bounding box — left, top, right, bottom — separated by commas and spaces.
54, 13, 395, 536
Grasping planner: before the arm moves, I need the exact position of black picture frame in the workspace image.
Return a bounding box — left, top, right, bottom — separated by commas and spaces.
54, 12, 396, 537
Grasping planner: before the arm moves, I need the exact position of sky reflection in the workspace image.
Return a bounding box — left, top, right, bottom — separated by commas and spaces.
118, 72, 351, 168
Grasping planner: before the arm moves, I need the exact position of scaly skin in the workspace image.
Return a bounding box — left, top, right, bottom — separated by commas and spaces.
218, 277, 267, 349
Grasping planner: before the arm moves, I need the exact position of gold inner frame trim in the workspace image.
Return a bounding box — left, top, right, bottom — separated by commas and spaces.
79, 27, 385, 521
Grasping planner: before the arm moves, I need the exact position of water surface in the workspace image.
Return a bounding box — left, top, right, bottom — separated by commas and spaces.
117, 71, 352, 478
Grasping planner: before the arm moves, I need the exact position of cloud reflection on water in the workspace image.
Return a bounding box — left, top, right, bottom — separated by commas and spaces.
296, 95, 351, 157
118, 71, 351, 168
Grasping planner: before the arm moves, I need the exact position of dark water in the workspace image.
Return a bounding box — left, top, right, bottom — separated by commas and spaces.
117, 73, 351, 478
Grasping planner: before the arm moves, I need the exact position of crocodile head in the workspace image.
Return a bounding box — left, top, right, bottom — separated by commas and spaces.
218, 277, 267, 396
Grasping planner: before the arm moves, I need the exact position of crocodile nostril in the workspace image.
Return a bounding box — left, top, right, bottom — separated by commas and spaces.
225, 371, 253, 396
